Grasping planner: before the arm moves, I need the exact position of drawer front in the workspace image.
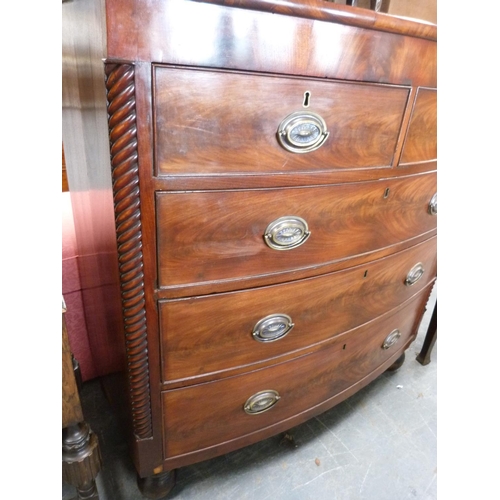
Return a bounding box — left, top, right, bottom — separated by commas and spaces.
162, 289, 428, 458
153, 66, 409, 175
159, 237, 436, 383
157, 172, 437, 288
400, 88, 437, 165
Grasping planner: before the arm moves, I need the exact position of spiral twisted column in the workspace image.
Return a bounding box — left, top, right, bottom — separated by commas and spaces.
105, 63, 153, 440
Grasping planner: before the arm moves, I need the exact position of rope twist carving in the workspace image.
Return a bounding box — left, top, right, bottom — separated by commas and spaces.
105, 63, 153, 439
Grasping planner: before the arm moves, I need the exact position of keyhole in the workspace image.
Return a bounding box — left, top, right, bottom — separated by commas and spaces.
303, 91, 311, 108
343, 344, 347, 350
384, 188, 390, 199
364, 270, 368, 278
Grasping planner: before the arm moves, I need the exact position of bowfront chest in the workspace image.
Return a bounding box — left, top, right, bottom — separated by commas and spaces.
63, 0, 436, 496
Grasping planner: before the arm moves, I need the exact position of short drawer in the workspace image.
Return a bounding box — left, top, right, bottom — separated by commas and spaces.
400, 88, 437, 165
153, 66, 409, 175
159, 237, 436, 383
161, 290, 428, 459
156, 172, 437, 288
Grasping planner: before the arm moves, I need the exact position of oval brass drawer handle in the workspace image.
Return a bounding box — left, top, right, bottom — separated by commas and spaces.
264, 216, 311, 250
405, 262, 425, 286
244, 390, 281, 415
277, 111, 329, 153
252, 314, 295, 343
382, 329, 401, 350
428, 193, 437, 215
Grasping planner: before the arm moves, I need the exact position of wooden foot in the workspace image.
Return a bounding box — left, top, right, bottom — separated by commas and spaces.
386, 352, 405, 372
62, 422, 102, 499
416, 300, 437, 366
280, 430, 299, 448
137, 470, 176, 499
75, 480, 99, 500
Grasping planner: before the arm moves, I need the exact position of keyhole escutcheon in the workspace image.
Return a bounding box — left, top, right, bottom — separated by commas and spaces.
303, 91, 311, 108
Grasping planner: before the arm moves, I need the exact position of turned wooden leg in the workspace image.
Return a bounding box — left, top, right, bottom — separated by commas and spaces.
62, 422, 102, 500
416, 300, 437, 366
62, 306, 102, 499
386, 352, 406, 372
137, 470, 177, 499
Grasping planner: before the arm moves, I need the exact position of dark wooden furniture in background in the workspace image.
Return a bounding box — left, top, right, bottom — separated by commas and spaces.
417, 300, 437, 365
63, 0, 436, 497
62, 303, 102, 500
346, 0, 390, 13
62, 145, 69, 193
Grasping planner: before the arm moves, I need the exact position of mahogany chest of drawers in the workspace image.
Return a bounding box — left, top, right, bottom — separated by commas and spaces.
62, 0, 436, 496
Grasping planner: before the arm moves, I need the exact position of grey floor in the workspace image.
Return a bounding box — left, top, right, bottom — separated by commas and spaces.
63, 289, 436, 500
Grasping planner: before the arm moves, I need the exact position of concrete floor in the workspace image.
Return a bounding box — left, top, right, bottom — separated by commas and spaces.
63, 289, 437, 500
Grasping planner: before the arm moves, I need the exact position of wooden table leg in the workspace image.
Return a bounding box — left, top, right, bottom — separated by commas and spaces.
63, 305, 102, 499
62, 423, 102, 499
416, 300, 437, 366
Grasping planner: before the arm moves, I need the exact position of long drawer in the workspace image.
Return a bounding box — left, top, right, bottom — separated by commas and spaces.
153, 66, 409, 175
159, 237, 436, 383
161, 287, 430, 459
156, 172, 437, 288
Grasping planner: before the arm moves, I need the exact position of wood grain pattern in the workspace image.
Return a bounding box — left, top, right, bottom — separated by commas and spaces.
162, 287, 429, 459
62, 312, 84, 428
156, 230, 436, 301
162, 326, 417, 469
154, 66, 409, 175
156, 172, 437, 290
159, 236, 436, 383
400, 87, 437, 164
129, 62, 167, 477
194, 0, 437, 40
105, 63, 153, 440
151, 160, 436, 192
105, 0, 436, 87
64, 0, 438, 482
